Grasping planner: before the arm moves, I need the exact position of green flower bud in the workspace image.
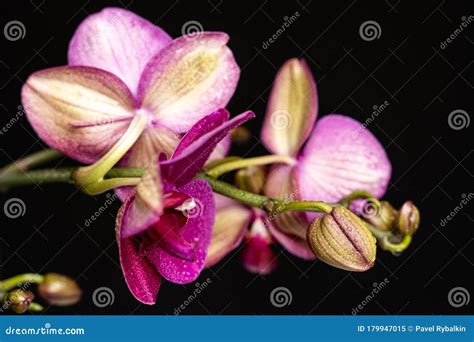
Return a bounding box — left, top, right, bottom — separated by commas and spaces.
362, 201, 397, 231
235, 166, 266, 194
37, 273, 82, 306
307, 207, 376, 272
4, 289, 35, 314
397, 201, 420, 235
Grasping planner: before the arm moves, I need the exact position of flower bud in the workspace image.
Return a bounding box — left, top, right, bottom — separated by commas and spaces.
397, 201, 420, 235
362, 201, 397, 231
235, 166, 266, 194
230, 126, 251, 144
37, 273, 82, 306
307, 207, 376, 272
4, 289, 35, 314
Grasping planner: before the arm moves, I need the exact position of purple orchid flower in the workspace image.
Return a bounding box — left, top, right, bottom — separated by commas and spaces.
206, 59, 391, 270
116, 109, 254, 304
21, 8, 239, 169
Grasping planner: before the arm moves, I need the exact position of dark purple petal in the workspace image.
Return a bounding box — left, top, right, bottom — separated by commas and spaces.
116, 195, 162, 305
161, 110, 255, 186
241, 216, 278, 274
172, 109, 229, 158
148, 179, 215, 284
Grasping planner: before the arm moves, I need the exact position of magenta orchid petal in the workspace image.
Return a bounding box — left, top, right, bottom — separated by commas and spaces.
116, 195, 162, 305
68, 7, 172, 95
172, 109, 230, 158
296, 114, 391, 220
241, 216, 278, 274
138, 32, 240, 132
161, 110, 255, 187
151, 179, 215, 284
21, 66, 136, 164
146, 209, 195, 261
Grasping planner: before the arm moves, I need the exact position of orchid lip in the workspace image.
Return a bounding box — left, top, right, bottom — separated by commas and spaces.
147, 210, 197, 261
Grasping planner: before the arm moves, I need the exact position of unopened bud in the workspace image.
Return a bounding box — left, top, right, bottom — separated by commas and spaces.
230, 126, 252, 144
307, 207, 376, 272
397, 201, 420, 235
4, 289, 35, 314
235, 166, 266, 194
362, 201, 397, 231
38, 273, 82, 306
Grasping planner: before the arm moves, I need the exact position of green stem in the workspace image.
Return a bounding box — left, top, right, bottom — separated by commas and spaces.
0, 167, 332, 215
0, 274, 44, 292
0, 167, 145, 189
366, 224, 412, 254
340, 190, 380, 208
0, 149, 62, 176
197, 173, 332, 214
381, 235, 412, 254
73, 114, 149, 195
0, 162, 332, 214
206, 155, 296, 178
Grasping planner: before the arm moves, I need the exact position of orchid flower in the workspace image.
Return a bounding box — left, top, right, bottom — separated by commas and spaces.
261, 58, 391, 258
205, 58, 391, 271
21, 7, 239, 192
116, 109, 254, 304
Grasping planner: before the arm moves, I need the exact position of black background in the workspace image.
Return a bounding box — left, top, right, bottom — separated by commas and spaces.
0, 0, 472, 315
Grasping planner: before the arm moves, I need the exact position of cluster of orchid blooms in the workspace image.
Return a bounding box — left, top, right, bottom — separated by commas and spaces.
0, 8, 420, 311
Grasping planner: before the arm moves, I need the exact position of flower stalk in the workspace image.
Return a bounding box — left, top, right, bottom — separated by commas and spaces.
205, 155, 296, 178
0, 165, 332, 215
73, 114, 149, 195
